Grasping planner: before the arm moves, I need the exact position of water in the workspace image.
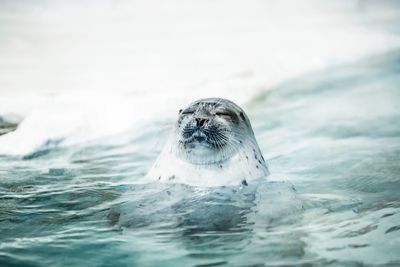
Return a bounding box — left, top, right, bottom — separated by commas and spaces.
1, 50, 399, 266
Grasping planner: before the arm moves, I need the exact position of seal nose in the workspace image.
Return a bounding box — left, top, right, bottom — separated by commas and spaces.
195, 118, 208, 128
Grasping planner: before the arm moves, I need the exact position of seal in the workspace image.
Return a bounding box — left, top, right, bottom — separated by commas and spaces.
146, 98, 269, 187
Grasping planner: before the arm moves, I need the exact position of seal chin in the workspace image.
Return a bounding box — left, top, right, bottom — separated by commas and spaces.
186, 144, 215, 159
184, 139, 211, 149
180, 136, 220, 165
187, 129, 208, 144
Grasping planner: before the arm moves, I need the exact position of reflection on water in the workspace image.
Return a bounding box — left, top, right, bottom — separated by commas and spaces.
0, 51, 399, 266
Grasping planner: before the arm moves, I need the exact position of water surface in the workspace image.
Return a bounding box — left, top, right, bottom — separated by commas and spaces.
1, 51, 400, 266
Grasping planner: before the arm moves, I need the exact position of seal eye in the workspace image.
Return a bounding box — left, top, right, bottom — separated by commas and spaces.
179, 109, 182, 114
240, 112, 246, 121
181, 110, 194, 116
215, 112, 231, 117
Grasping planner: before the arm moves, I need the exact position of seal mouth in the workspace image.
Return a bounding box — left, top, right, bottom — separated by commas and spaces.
180, 123, 232, 149
192, 132, 206, 143
182, 128, 212, 147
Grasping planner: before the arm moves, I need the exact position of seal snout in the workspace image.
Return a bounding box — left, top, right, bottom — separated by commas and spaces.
182, 115, 211, 142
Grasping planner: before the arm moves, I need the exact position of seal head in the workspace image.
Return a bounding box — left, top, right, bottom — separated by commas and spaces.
175, 98, 252, 165
147, 98, 269, 187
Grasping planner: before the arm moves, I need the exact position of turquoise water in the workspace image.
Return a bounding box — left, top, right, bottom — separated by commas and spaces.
1, 51, 400, 266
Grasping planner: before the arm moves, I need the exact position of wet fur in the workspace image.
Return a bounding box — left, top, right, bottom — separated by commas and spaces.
146, 98, 269, 187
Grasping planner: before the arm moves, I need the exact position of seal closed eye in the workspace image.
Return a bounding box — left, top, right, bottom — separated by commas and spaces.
146, 98, 269, 187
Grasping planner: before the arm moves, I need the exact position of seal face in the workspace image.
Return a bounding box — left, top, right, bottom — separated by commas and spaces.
146, 98, 269, 187
175, 98, 248, 165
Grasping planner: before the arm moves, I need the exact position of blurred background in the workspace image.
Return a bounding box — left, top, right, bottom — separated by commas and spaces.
0, 0, 399, 154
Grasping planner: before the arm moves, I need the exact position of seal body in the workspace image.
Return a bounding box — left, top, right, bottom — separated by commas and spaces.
146, 98, 269, 187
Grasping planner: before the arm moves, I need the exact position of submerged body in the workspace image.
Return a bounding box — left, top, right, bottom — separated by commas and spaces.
146, 98, 269, 187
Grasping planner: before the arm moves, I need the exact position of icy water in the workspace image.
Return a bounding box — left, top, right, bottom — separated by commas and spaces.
1, 51, 400, 267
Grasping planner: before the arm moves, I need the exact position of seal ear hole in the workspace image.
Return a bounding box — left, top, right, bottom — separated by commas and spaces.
179, 109, 182, 114
240, 112, 246, 121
